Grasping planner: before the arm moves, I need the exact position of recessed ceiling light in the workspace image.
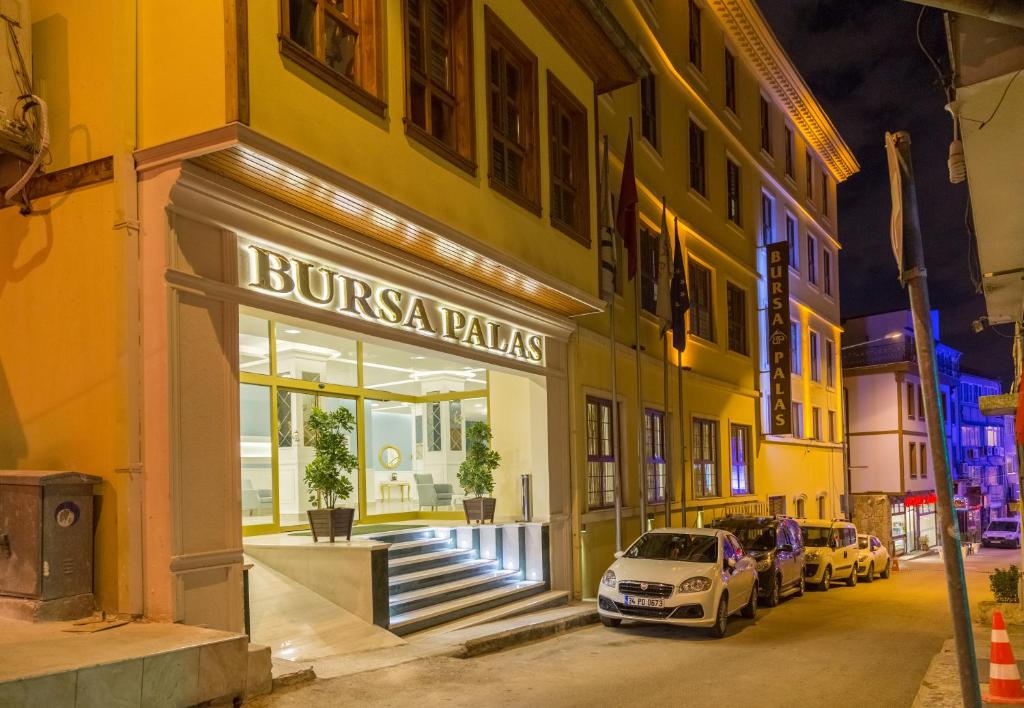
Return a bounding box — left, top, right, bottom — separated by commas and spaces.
462, 366, 473, 370
284, 328, 301, 334
412, 356, 426, 360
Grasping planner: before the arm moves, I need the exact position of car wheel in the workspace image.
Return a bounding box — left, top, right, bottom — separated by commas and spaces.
765, 574, 780, 607
742, 584, 758, 619
709, 595, 729, 639
795, 575, 805, 597
881, 559, 891, 579
864, 562, 875, 583
600, 615, 621, 628
821, 566, 832, 591
847, 565, 858, 587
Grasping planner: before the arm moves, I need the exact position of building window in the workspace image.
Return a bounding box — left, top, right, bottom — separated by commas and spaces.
689, 120, 706, 196
760, 193, 774, 245
688, 0, 702, 70
404, 0, 474, 168
792, 401, 804, 438
907, 382, 915, 419
645, 409, 666, 503
428, 401, 442, 451
640, 73, 658, 150
786, 214, 798, 270
918, 386, 925, 421
485, 9, 539, 212
825, 338, 835, 387
821, 172, 830, 217
548, 73, 589, 241
806, 234, 818, 285
909, 441, 918, 478
784, 125, 794, 178
809, 330, 820, 382
828, 410, 837, 442
812, 406, 822, 440
724, 49, 736, 112
791, 321, 802, 375
805, 150, 813, 200
726, 283, 748, 355
759, 96, 772, 155
920, 444, 927, 478
586, 397, 617, 509
689, 260, 714, 342
796, 498, 806, 518
730, 423, 751, 495
769, 495, 786, 515
692, 417, 719, 498
823, 249, 833, 296
448, 399, 463, 450
640, 228, 658, 315
726, 159, 741, 225
281, 0, 385, 113
817, 496, 825, 519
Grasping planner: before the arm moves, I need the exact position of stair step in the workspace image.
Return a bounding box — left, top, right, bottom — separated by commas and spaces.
386, 536, 454, 559
367, 527, 444, 544
388, 548, 476, 574
388, 559, 499, 595
388, 581, 546, 636
412, 591, 571, 639
389, 570, 520, 615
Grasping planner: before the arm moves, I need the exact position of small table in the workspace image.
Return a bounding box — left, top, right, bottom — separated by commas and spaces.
379, 481, 411, 502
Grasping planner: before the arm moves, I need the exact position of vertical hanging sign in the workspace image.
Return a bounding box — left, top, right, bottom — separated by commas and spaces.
766, 242, 792, 435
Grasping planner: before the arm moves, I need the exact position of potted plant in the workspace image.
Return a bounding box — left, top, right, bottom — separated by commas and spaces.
977, 565, 1024, 625
303, 406, 357, 542
458, 422, 499, 524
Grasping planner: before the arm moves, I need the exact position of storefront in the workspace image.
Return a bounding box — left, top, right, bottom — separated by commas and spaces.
890, 493, 937, 555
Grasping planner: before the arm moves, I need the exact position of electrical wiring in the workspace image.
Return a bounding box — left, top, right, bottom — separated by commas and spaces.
960, 69, 1023, 130
916, 6, 952, 102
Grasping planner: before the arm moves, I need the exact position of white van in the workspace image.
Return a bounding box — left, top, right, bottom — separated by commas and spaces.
982, 517, 1021, 549
799, 520, 860, 590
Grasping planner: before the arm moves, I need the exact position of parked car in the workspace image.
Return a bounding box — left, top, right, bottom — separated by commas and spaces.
799, 520, 859, 590
597, 528, 759, 638
710, 516, 805, 606
857, 534, 891, 581
982, 517, 1021, 548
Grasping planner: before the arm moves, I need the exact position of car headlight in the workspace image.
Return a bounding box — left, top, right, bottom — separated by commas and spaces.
678, 576, 712, 593
806, 551, 818, 560
755, 558, 771, 572
602, 570, 617, 588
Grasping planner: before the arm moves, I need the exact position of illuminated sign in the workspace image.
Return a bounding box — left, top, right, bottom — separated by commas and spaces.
905, 493, 937, 507
239, 242, 545, 365
766, 242, 792, 435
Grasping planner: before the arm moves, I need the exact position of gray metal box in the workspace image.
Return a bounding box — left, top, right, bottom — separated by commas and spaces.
0, 471, 101, 600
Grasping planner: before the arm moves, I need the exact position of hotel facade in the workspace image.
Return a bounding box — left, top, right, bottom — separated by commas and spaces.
0, 0, 856, 641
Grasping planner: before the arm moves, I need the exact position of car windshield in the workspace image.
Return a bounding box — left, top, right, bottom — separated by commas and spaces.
801, 526, 832, 547
989, 521, 1018, 532
625, 533, 718, 563
858, 537, 869, 550
719, 525, 776, 551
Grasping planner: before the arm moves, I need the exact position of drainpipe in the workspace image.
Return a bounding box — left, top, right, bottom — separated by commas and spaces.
907, 0, 1024, 29
112, 0, 144, 618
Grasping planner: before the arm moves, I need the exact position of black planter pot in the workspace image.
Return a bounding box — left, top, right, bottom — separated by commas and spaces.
463, 497, 497, 524
307, 507, 355, 542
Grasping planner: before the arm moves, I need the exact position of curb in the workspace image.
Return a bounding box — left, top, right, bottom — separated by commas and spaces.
457, 608, 599, 658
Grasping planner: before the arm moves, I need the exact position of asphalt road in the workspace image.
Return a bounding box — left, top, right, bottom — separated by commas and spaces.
260, 547, 1019, 708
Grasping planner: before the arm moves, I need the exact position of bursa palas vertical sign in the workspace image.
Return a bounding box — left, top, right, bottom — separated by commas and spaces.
766, 242, 792, 435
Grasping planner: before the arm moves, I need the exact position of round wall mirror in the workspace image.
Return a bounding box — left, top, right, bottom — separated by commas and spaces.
379, 445, 401, 469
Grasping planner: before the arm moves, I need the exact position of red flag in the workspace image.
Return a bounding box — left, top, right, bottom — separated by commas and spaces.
1016, 371, 1024, 444
616, 127, 639, 280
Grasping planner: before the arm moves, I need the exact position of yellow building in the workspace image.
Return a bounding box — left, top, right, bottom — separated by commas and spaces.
0, 0, 854, 643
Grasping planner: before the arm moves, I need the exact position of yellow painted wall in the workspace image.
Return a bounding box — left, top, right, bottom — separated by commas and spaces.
244, 0, 598, 295
0, 183, 127, 612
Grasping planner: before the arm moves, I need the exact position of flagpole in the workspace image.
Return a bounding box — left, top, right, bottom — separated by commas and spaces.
602, 135, 623, 553
630, 119, 648, 534
678, 358, 686, 526
659, 197, 672, 529
672, 216, 690, 527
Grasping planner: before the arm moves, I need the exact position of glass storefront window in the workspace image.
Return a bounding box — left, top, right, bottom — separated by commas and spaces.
274, 320, 357, 386
239, 313, 272, 375
362, 340, 487, 395
365, 399, 416, 515
241, 383, 273, 526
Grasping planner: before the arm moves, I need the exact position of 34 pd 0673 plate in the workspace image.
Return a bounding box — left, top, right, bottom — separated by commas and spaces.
623, 595, 664, 608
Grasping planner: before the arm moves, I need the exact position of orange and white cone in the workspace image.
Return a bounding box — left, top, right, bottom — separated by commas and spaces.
984, 611, 1024, 704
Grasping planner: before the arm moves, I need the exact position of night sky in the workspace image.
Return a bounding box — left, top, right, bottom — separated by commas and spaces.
759, 0, 1015, 387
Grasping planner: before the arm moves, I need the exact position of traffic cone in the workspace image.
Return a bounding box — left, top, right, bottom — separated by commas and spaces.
984, 611, 1024, 704
891, 555, 900, 572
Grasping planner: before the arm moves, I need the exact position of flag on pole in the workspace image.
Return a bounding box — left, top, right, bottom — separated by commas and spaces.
1015, 370, 1023, 444
656, 197, 672, 336
598, 136, 617, 303
884, 132, 905, 287
670, 217, 690, 352
616, 125, 639, 281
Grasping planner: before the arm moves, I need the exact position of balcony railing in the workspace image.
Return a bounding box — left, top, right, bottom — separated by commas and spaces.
841, 336, 959, 377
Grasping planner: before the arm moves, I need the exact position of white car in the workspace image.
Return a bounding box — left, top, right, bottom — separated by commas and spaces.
857, 534, 891, 581
982, 517, 1021, 549
597, 528, 759, 638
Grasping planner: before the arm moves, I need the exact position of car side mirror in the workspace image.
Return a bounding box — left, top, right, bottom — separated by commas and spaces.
613, 551, 624, 559
780, 543, 794, 553
829, 539, 838, 550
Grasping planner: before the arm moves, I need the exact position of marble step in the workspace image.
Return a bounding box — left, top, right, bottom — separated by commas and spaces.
389, 580, 547, 636
411, 590, 571, 638
388, 569, 520, 615
367, 527, 444, 544
386, 536, 454, 559
387, 547, 476, 574
388, 559, 499, 595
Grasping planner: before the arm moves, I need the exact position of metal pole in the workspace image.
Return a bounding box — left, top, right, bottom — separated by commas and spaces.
890, 130, 981, 707
663, 334, 672, 528
603, 136, 624, 553
635, 265, 648, 532
678, 362, 688, 526
1013, 321, 1023, 608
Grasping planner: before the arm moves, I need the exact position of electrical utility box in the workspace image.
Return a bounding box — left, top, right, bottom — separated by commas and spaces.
0, 471, 101, 601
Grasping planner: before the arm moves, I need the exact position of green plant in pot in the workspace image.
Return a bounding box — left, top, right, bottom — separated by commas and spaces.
303, 406, 357, 542
458, 422, 500, 524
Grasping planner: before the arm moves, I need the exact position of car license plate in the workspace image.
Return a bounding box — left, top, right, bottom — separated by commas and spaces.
623, 596, 663, 608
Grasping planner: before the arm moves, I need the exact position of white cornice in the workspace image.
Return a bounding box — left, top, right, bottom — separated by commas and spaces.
707, 0, 860, 182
